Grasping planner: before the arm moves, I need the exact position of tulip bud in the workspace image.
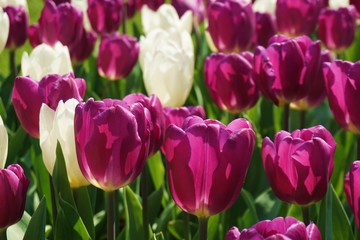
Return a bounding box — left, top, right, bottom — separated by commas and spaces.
141, 4, 192, 35
163, 105, 206, 130
97, 33, 139, 80
0, 164, 29, 230
344, 161, 360, 230
139, 28, 194, 107
323, 60, 360, 134
172, 0, 204, 23
69, 29, 96, 63
163, 116, 255, 217
204, 52, 259, 113
254, 12, 277, 47
262, 126, 335, 205
207, 0, 255, 52
40, 99, 89, 188
87, 0, 122, 35
4, 5, 28, 49
253, 35, 321, 106
74, 98, 150, 191
0, 116, 8, 169
12, 73, 86, 138
226, 217, 322, 239
28, 24, 41, 48
21, 42, 73, 81
276, 0, 322, 36
0, 7, 9, 53
317, 6, 357, 51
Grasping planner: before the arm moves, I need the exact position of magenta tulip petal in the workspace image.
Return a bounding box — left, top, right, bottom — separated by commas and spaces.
344, 161, 360, 230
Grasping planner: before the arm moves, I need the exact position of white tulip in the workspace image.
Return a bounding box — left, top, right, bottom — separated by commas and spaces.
0, 115, 8, 169
21, 42, 73, 81
141, 4, 192, 35
139, 28, 194, 107
0, 7, 9, 54
0, 0, 28, 11
253, 0, 276, 14
40, 99, 89, 188
328, 0, 349, 8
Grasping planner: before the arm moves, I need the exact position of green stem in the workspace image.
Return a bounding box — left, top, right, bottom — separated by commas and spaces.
9, 50, 16, 77
301, 205, 310, 225
184, 213, 191, 240
49, 175, 57, 226
141, 166, 149, 240
198, 217, 208, 240
283, 103, 290, 132
300, 110, 306, 129
0, 228, 7, 240
106, 191, 116, 240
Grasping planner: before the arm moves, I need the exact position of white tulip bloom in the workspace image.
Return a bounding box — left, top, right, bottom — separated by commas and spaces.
328, 0, 349, 8
253, 0, 276, 14
0, 115, 8, 169
21, 42, 73, 81
0, 7, 9, 54
141, 4, 192, 35
40, 99, 89, 188
140, 28, 194, 107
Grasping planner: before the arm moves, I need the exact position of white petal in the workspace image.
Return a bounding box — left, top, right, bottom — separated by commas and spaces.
0, 115, 8, 168
0, 8, 9, 54
253, 0, 276, 14
179, 10, 193, 33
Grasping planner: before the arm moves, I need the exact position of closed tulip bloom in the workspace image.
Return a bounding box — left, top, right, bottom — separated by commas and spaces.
28, 24, 41, 48
0, 164, 29, 230
262, 126, 335, 205
276, 0, 322, 36
40, 99, 89, 188
226, 217, 322, 240
172, 0, 205, 23
69, 29, 96, 63
204, 52, 259, 113
4, 5, 28, 49
12, 73, 85, 138
317, 6, 357, 51
87, 0, 122, 35
71, 0, 92, 32
123, 93, 164, 157
344, 161, 360, 230
207, 0, 255, 53
0, 116, 8, 169
141, 4, 192, 35
139, 28, 194, 107
21, 42, 73, 81
98, 33, 139, 80
253, 35, 321, 106
39, 1, 83, 47
163, 116, 255, 217
254, 12, 277, 47
163, 105, 206, 129
0, 7, 9, 53
136, 0, 164, 11
323, 60, 360, 134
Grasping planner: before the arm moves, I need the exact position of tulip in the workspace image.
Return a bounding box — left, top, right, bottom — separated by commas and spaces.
317, 6, 357, 51
39, 99, 89, 188
323, 60, 360, 134
28, 24, 41, 48
204, 52, 259, 113
162, 116, 255, 217
253, 0, 276, 15
21, 42, 73, 81
123, 93, 164, 157
69, 29, 96, 63
0, 7, 9, 53
291, 50, 332, 110
226, 217, 322, 240
262, 126, 335, 205
97, 33, 139, 80
344, 161, 360, 230
141, 4, 192, 35
350, 0, 360, 12
71, 0, 92, 32
172, 0, 205, 23
74, 98, 150, 191
163, 105, 206, 130
3, 5, 28, 49
207, 0, 255, 53
136, 0, 164, 11
328, 0, 350, 8
254, 12, 277, 47
38, 1, 84, 48
12, 73, 85, 138
87, 0, 122, 35
0, 164, 29, 230
0, 116, 8, 169
139, 28, 194, 107
253, 35, 321, 106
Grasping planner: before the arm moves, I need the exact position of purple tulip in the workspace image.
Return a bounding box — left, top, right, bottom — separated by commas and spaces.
204, 52, 259, 113
163, 105, 206, 130
69, 29, 97, 63
226, 217, 322, 240
4, 6, 28, 49
323, 60, 360, 134
276, 0, 322, 36
172, 0, 205, 23
262, 126, 335, 205
97, 33, 139, 80
74, 98, 150, 191
12, 73, 86, 138
28, 24, 41, 48
254, 12, 277, 47
253, 35, 321, 106
350, 0, 360, 13
87, 0, 122, 35
0, 164, 29, 230
47, 0, 71, 5
317, 6, 357, 51
136, 0, 164, 11
207, 0, 255, 52
123, 93, 164, 157
39, 1, 84, 47
344, 161, 360, 230
162, 116, 255, 217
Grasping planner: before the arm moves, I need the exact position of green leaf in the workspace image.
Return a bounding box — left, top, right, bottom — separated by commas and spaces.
73, 187, 95, 240
148, 185, 164, 224
241, 189, 259, 223
23, 197, 46, 240
208, 214, 220, 240
7, 126, 28, 165
167, 220, 185, 240
147, 152, 165, 190
7, 211, 31, 240
151, 232, 165, 240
